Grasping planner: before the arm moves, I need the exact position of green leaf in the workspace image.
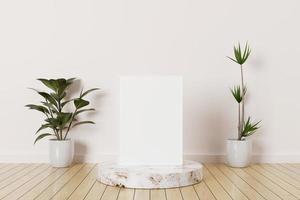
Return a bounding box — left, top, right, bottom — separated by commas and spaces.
234, 44, 242, 64
45, 112, 72, 129
230, 85, 246, 103
37, 92, 57, 107
75, 108, 95, 116
227, 56, 239, 64
37, 78, 73, 96
243, 43, 250, 64
37, 79, 58, 91
45, 118, 59, 127
74, 99, 89, 109
60, 92, 67, 100
80, 88, 100, 98
67, 78, 76, 84
37, 79, 52, 89
243, 42, 251, 62
72, 121, 95, 127
51, 92, 67, 101
242, 117, 261, 137
41, 102, 58, 113
228, 42, 251, 65
35, 124, 53, 134
34, 133, 53, 144
61, 99, 74, 108
28, 88, 58, 107
25, 104, 49, 114
56, 79, 69, 96
57, 112, 73, 127
50, 93, 60, 101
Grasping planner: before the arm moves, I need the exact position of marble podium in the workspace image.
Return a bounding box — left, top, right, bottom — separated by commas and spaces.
98, 76, 203, 188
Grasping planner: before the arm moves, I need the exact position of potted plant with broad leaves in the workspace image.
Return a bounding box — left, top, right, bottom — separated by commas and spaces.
26, 78, 99, 167
227, 43, 261, 167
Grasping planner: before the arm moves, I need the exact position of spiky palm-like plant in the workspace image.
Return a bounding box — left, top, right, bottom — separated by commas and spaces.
228, 43, 260, 140
26, 78, 99, 144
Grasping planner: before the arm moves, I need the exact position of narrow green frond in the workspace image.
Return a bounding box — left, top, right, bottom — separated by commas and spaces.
25, 104, 49, 114
234, 46, 242, 64
242, 117, 261, 137
34, 133, 53, 144
242, 43, 248, 59
230, 85, 243, 103
75, 108, 96, 116
227, 56, 238, 64
35, 124, 54, 134
80, 88, 100, 98
228, 42, 251, 65
72, 121, 95, 128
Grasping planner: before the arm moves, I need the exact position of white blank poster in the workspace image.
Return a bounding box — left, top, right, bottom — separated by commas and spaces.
120, 76, 183, 166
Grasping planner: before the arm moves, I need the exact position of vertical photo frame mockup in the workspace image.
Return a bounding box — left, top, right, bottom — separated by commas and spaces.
119, 76, 183, 166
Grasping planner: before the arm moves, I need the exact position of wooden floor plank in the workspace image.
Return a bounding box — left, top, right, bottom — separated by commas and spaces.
34, 163, 84, 200
19, 167, 69, 199
117, 188, 135, 200
217, 164, 264, 200
229, 167, 281, 200
0, 164, 19, 176
68, 166, 98, 200
165, 188, 183, 200
272, 164, 300, 182
0, 164, 11, 174
202, 167, 232, 200
205, 164, 248, 200
288, 163, 300, 170
180, 186, 199, 200
0, 164, 9, 169
193, 182, 216, 200
0, 164, 27, 183
150, 189, 166, 200
0, 164, 39, 190
260, 164, 300, 189
251, 164, 300, 199
101, 186, 120, 200
243, 166, 297, 200
134, 189, 149, 200
84, 181, 106, 200
281, 164, 300, 175
0, 164, 49, 199
51, 164, 95, 200
0, 163, 299, 200
1, 164, 56, 200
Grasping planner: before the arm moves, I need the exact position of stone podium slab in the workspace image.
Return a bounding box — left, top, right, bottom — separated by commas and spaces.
98, 160, 202, 188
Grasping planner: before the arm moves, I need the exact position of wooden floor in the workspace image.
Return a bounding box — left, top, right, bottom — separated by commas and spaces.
0, 164, 299, 200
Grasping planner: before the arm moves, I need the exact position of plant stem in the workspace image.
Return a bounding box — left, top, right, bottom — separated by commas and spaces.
64, 108, 78, 140
45, 100, 59, 139
58, 98, 62, 139
238, 103, 241, 140
58, 100, 62, 112
240, 65, 245, 139
45, 113, 59, 139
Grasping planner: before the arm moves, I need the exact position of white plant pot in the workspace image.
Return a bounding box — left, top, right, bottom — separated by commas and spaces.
226, 139, 252, 167
49, 139, 74, 168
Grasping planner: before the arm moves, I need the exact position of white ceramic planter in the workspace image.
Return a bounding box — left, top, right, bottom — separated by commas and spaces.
49, 139, 74, 168
226, 139, 252, 167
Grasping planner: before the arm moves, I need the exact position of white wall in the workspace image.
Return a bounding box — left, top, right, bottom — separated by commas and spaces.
0, 0, 300, 163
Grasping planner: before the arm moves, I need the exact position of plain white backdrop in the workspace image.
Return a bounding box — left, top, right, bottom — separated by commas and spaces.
0, 0, 300, 163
